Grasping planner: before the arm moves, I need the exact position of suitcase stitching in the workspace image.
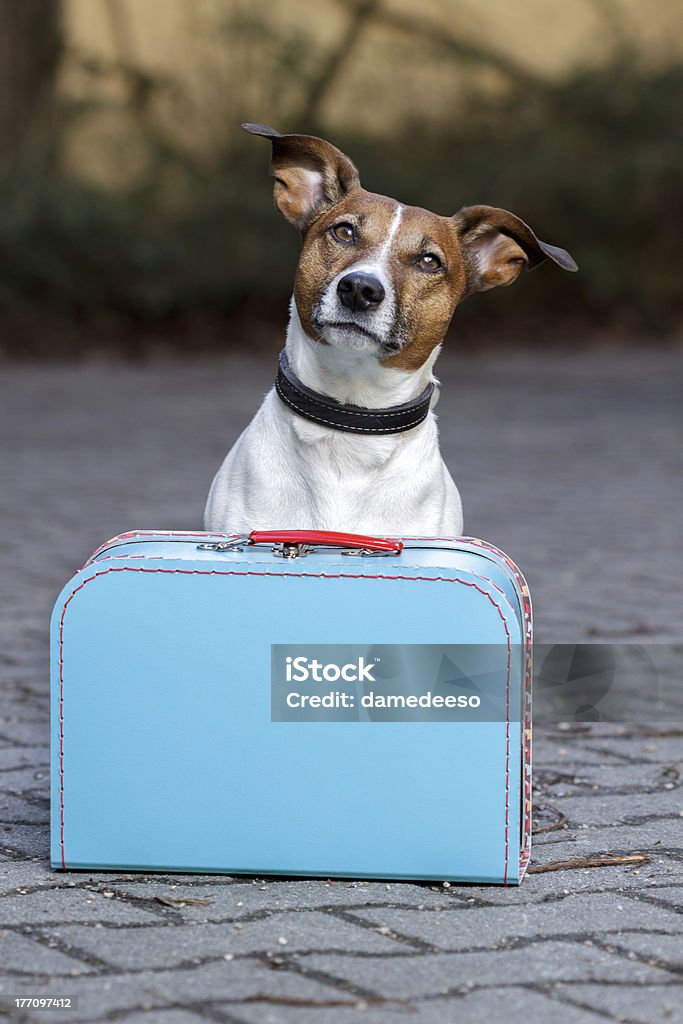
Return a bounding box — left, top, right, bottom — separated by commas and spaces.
88, 552, 517, 595
57, 565, 513, 882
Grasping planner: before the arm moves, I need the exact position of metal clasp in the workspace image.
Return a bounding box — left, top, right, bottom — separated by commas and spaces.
197, 536, 248, 553
340, 547, 400, 557
272, 543, 313, 559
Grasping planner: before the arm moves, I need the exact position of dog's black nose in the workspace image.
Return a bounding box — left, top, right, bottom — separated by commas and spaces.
337, 272, 385, 312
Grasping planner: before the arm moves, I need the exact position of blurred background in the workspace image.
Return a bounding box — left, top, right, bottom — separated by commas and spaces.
0, 0, 681, 357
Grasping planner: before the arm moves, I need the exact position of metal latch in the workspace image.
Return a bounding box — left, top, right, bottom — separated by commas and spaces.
272, 543, 313, 559
340, 548, 399, 557
197, 537, 247, 553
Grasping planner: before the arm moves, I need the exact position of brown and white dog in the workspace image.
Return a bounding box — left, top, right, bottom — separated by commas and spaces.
204, 123, 576, 536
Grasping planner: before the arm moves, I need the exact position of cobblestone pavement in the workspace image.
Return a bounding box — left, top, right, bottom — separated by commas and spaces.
1, 347, 682, 1023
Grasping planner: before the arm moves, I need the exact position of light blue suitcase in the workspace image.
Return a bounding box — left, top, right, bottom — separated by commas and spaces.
51, 529, 532, 884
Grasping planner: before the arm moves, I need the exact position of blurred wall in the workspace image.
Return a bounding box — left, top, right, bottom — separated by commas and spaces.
0, 0, 681, 354
61, 0, 683, 184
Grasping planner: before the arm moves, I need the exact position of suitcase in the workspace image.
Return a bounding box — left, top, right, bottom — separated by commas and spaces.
51, 529, 532, 884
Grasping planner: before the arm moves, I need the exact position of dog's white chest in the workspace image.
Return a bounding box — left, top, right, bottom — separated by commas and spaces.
204, 388, 463, 536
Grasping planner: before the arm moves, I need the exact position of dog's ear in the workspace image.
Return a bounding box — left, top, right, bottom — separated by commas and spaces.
242, 123, 360, 232
453, 205, 578, 294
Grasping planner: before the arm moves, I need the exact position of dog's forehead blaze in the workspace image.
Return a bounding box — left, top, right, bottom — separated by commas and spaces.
293, 189, 468, 368
383, 203, 467, 371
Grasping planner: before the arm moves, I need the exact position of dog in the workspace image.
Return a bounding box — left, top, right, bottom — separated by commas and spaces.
204, 123, 576, 536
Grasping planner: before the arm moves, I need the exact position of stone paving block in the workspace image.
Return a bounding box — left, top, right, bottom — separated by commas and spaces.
0, 824, 49, 860
536, 761, 680, 794
418, 989, 613, 1024
560, 983, 683, 1024
46, 910, 404, 970
0, 720, 49, 746
345, 891, 683, 950
0, 962, 346, 1023
134, 959, 357, 1013
0, 931, 98, 976
61, 873, 169, 888
0, 861, 64, 895
0, 889, 160, 925
455, 859, 683, 905
102, 878, 456, 921
546, 791, 683, 827
0, 767, 50, 795
531, 742, 627, 767
0, 869, 169, 897
234, 987, 612, 1024
596, 929, 683, 968
524, 839, 600, 863
580, 736, 683, 765
91, 1012, 208, 1024
0, 746, 48, 771
0, 794, 48, 825
229, 1004, 419, 1024
530, 817, 683, 857
0, 692, 44, 713
0, 703, 46, 724
639, 886, 683, 910
301, 941, 673, 999
627, 736, 683, 764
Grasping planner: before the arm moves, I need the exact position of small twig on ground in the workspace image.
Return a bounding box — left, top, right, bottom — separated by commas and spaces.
532, 807, 569, 834
155, 895, 212, 907
241, 994, 413, 1008
527, 853, 651, 874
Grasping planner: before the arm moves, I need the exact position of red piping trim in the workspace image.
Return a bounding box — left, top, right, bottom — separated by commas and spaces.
58, 565, 513, 880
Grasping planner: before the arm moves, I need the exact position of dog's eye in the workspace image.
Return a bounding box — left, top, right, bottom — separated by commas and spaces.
416, 253, 443, 273
331, 223, 355, 244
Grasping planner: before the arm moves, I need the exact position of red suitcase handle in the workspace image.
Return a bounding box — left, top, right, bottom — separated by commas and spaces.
248, 530, 403, 554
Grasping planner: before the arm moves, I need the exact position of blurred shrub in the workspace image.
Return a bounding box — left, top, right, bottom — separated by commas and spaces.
358, 56, 683, 337
0, 51, 680, 354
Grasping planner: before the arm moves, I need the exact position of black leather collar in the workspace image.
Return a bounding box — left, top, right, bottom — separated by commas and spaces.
275, 349, 435, 435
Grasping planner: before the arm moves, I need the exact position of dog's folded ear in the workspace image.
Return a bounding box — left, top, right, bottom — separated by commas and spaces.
453, 205, 578, 294
242, 123, 360, 232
